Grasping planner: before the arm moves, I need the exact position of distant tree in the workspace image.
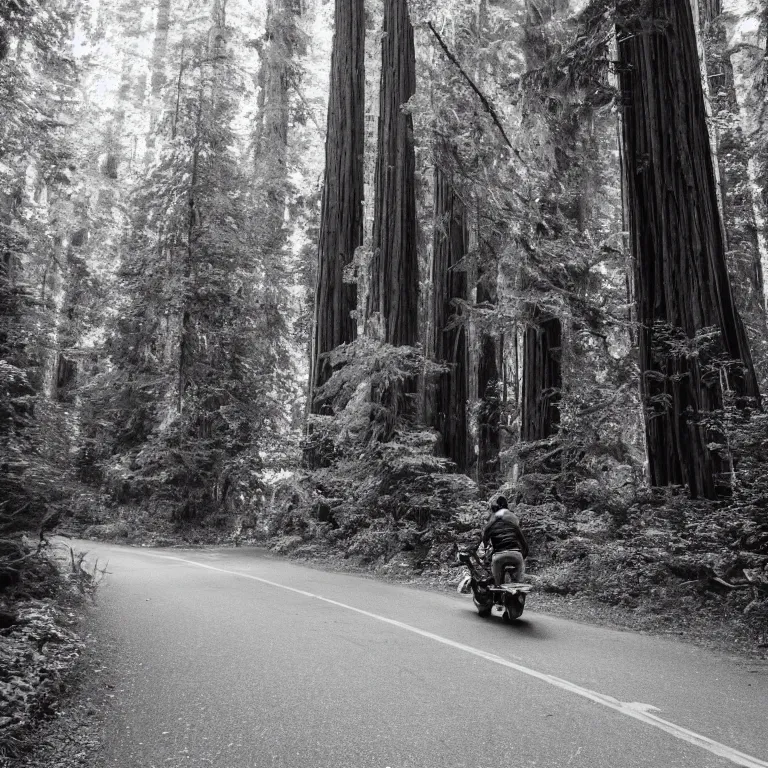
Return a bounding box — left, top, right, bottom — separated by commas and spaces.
429, 152, 469, 470
696, 0, 768, 384
0, 0, 81, 553
519, 1, 562, 449
476, 259, 502, 481
87, 0, 291, 520
145, 0, 172, 161
254, 0, 303, 230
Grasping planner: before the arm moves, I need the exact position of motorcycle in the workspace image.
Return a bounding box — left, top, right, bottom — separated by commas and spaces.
455, 549, 531, 621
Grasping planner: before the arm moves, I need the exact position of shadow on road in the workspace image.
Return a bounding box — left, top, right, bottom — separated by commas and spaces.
456, 607, 552, 641
504, 617, 549, 640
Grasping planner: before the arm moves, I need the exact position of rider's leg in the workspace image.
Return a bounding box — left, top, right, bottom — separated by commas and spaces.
491, 550, 525, 584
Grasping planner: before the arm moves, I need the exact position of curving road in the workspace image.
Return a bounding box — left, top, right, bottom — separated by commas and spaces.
71, 540, 768, 768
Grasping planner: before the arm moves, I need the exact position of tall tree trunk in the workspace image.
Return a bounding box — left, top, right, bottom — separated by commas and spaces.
617, 0, 761, 499
179, 96, 202, 415
476, 267, 501, 482
521, 316, 561, 441
430, 159, 469, 469
254, 0, 301, 355
519, 0, 562, 449
698, 0, 766, 328
254, 0, 301, 222
145, 0, 172, 161
365, 0, 417, 440
723, 0, 768, 320
366, 0, 417, 347
470, 4, 502, 484
309, 0, 364, 412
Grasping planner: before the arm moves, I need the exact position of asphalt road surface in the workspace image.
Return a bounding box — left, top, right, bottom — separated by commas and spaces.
70, 540, 768, 768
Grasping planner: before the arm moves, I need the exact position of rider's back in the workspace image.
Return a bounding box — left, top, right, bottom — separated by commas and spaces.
484, 511, 528, 557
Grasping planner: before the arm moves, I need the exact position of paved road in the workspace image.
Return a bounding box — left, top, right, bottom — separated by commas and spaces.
70, 540, 768, 768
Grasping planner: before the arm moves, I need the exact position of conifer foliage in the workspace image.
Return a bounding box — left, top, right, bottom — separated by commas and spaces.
1, 0, 82, 565
79, 0, 294, 522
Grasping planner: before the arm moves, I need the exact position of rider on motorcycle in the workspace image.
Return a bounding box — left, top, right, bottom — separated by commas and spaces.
474, 495, 529, 586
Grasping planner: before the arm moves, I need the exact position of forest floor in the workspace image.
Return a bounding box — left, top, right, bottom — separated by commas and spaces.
8, 635, 109, 768
0, 543, 101, 768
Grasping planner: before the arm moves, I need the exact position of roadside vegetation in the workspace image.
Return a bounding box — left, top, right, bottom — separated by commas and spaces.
0, 541, 101, 762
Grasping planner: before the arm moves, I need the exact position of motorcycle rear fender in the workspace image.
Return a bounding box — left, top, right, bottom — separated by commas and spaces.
494, 584, 532, 595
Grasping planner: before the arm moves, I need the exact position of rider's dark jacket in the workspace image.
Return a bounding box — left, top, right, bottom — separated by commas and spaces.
481, 510, 529, 559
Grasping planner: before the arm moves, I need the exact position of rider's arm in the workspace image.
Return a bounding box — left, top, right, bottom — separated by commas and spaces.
477, 521, 494, 562
516, 525, 529, 559
481, 520, 493, 547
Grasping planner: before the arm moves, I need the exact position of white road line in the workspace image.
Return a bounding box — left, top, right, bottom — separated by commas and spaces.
151, 553, 768, 768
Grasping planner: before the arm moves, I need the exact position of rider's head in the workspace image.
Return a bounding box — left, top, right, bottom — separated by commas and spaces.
489, 495, 508, 514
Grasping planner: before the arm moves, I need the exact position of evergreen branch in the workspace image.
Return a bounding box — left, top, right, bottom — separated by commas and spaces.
291, 84, 323, 135
426, 21, 514, 152
575, 382, 632, 417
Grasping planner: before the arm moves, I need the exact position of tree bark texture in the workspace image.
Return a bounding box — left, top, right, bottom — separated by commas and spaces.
477, 272, 501, 482
521, 315, 561, 442
366, 0, 418, 348
520, 0, 562, 448
429, 162, 469, 469
254, 0, 302, 222
617, 0, 761, 499
697, 0, 766, 330
310, 0, 365, 411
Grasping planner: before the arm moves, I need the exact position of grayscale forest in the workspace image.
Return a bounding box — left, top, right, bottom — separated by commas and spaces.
2, 0, 768, 758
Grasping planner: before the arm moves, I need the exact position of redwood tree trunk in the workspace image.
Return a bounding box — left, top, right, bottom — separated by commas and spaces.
519, 0, 562, 449
521, 315, 561, 442
310, 0, 364, 411
364, 0, 417, 440
254, 0, 301, 221
697, 0, 767, 369
366, 0, 417, 347
617, 0, 760, 499
430, 162, 469, 468
477, 274, 500, 482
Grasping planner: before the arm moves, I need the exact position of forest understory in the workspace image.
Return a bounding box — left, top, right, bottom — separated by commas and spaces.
0, 543, 99, 764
